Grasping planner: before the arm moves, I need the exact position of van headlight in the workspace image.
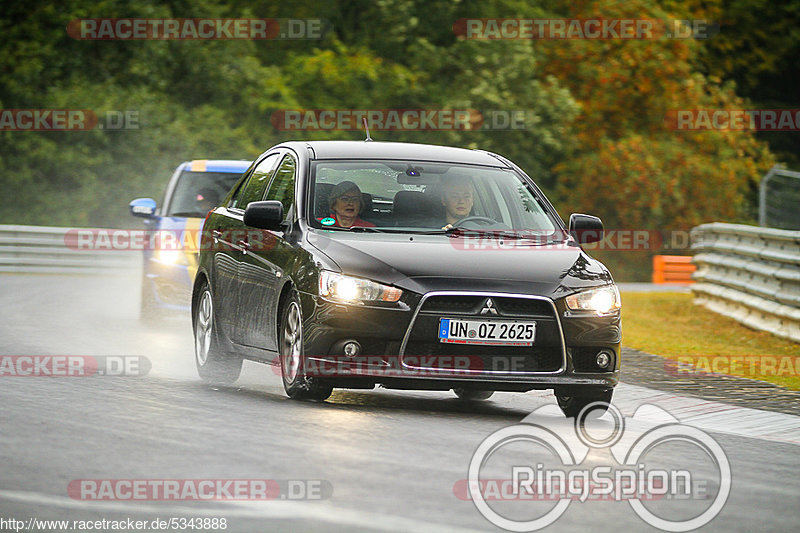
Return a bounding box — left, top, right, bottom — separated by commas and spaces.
565, 285, 621, 315
319, 271, 402, 304
158, 249, 188, 265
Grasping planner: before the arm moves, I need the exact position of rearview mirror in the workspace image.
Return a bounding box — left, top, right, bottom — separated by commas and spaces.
244, 201, 284, 230
569, 213, 603, 244
129, 198, 157, 218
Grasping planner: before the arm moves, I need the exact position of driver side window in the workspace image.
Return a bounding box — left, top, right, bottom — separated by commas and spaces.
265, 154, 297, 218
230, 153, 280, 210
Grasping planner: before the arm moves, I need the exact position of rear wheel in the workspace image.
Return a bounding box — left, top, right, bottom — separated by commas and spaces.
556, 389, 613, 418
193, 282, 242, 384
453, 388, 494, 401
280, 293, 332, 401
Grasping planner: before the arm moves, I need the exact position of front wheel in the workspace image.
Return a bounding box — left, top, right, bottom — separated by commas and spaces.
280, 293, 332, 401
193, 283, 242, 384
556, 389, 613, 418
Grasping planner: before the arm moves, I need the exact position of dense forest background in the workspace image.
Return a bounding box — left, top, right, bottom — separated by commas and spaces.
1, 0, 797, 278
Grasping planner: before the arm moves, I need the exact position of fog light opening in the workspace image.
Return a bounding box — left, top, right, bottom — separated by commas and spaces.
343, 341, 361, 358
596, 350, 613, 369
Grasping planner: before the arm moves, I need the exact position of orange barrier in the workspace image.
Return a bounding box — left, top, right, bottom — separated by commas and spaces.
652, 255, 695, 284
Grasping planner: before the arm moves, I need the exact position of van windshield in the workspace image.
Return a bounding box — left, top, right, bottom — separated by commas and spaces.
166, 171, 241, 217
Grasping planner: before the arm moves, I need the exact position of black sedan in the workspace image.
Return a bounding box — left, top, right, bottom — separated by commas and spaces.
191, 141, 621, 417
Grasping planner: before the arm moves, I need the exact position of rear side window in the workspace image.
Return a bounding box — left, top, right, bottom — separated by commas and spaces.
230, 153, 281, 210
265, 154, 296, 217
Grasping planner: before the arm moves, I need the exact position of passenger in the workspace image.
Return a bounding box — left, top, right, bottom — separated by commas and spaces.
323, 180, 375, 228
440, 174, 475, 227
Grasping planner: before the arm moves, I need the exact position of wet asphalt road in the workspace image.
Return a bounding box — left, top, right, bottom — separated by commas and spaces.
1, 274, 799, 532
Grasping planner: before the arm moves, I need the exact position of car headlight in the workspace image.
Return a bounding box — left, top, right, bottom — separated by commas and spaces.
565, 285, 621, 315
318, 271, 402, 303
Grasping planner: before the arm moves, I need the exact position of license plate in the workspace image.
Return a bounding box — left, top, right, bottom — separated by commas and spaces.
438, 318, 536, 346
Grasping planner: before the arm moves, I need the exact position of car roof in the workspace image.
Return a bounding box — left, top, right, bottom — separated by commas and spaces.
181, 160, 251, 173
277, 141, 507, 167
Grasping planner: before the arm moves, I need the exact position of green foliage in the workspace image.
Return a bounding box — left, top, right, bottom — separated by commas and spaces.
534, 0, 776, 278
0, 0, 783, 286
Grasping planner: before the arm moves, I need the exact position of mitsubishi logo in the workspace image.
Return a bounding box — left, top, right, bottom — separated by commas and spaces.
480, 298, 499, 315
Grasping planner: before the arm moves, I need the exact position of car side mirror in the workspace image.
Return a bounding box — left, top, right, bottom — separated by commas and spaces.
569, 213, 603, 244
129, 198, 157, 218
244, 200, 284, 230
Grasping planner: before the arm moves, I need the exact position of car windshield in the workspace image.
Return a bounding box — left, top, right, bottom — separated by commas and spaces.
165, 171, 242, 217
309, 160, 560, 236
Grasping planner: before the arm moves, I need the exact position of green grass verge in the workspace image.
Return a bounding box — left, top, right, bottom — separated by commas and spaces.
621, 291, 800, 390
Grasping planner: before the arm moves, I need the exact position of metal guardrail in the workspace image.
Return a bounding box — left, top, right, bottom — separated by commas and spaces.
759, 166, 800, 230
0, 224, 138, 274
691, 222, 800, 343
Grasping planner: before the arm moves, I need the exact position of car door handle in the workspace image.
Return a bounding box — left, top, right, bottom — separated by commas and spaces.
238, 240, 251, 253
211, 230, 221, 243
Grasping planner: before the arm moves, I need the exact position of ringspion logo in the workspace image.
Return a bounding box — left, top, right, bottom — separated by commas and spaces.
461, 403, 731, 531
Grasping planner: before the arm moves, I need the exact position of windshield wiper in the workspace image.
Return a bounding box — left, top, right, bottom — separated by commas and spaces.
412, 225, 508, 236
346, 226, 385, 233
417, 226, 565, 243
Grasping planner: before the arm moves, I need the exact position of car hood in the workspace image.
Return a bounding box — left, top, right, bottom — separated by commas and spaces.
306, 231, 613, 299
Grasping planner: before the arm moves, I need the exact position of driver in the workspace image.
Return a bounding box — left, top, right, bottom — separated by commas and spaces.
325, 180, 376, 228
440, 174, 475, 227
196, 188, 220, 214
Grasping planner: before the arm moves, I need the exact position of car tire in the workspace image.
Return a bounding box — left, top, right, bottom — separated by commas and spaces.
556, 389, 613, 418
453, 388, 494, 401
193, 282, 243, 384
279, 292, 333, 401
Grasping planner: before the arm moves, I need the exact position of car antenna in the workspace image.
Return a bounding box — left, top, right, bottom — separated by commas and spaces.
363, 118, 373, 142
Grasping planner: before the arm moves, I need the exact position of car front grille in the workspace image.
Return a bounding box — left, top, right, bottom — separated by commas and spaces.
402, 293, 565, 374
420, 295, 554, 317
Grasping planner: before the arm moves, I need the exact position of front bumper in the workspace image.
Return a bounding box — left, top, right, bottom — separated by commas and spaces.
299, 289, 621, 392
